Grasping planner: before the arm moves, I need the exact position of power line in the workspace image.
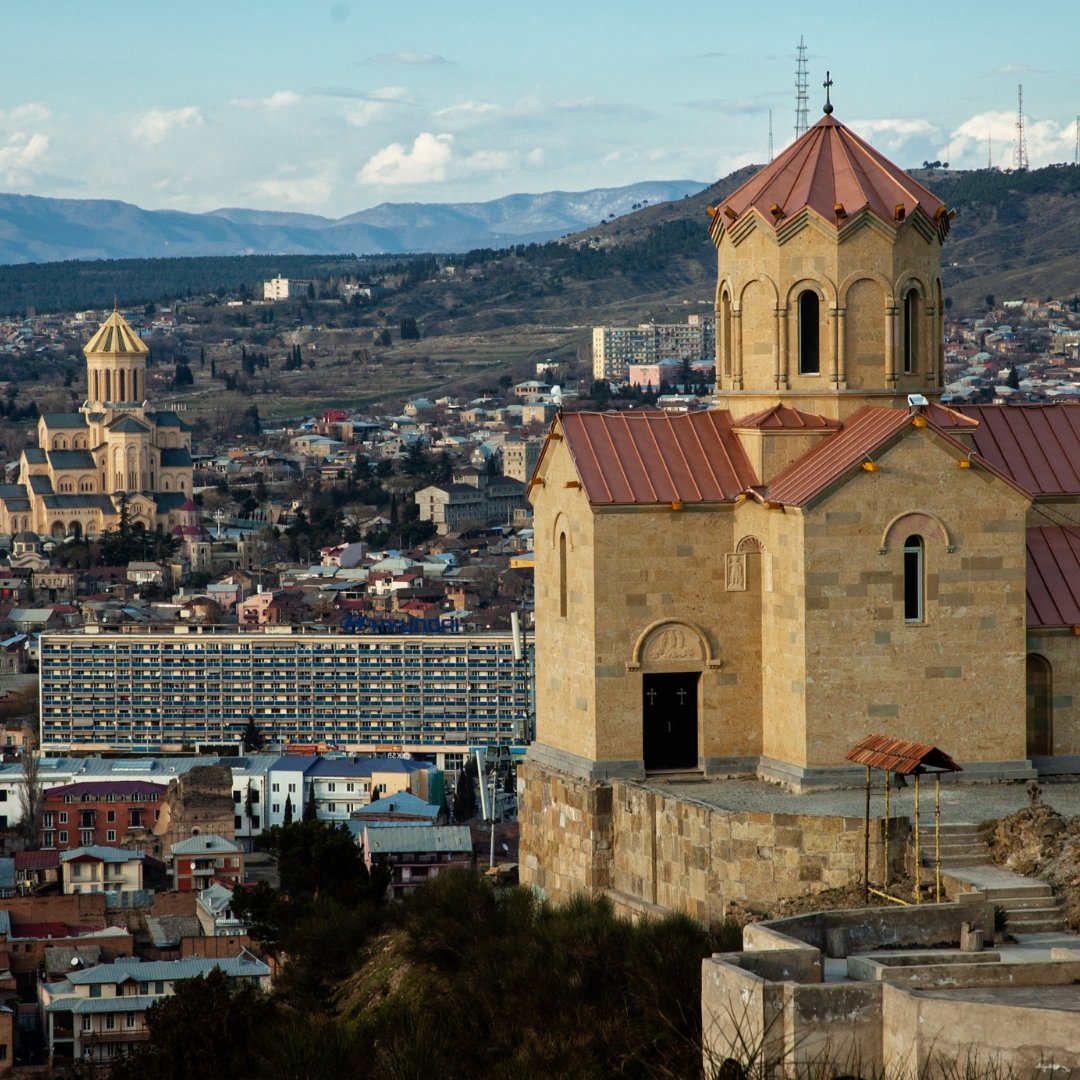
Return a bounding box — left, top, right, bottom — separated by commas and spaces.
794, 37, 809, 139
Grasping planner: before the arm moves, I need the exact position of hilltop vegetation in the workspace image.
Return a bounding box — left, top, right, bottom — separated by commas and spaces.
77, 866, 731, 1080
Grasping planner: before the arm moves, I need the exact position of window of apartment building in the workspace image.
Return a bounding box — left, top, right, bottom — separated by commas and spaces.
233, 790, 241, 803
272, 804, 279, 814
272, 783, 280, 793
288, 783, 296, 793
105, 1015, 115, 1030
72, 863, 83, 878
42, 812, 54, 828
327, 803, 336, 813
59, 812, 68, 824
80, 830, 94, 845
107, 830, 116, 842
126, 1013, 136, 1028
43, 831, 55, 848
234, 816, 242, 830
89, 984, 100, 998
107, 810, 116, 822
82, 1016, 92, 1031
327, 783, 336, 793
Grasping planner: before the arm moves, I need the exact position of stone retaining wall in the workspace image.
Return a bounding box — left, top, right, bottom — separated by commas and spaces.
520, 761, 907, 919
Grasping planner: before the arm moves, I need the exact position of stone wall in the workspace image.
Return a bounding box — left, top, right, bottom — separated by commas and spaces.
520, 761, 906, 919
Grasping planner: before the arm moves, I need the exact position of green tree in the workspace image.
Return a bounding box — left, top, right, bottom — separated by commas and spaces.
283, 793, 294, 826
242, 716, 264, 753
453, 758, 477, 822
302, 782, 317, 823
102, 967, 274, 1080
399, 315, 420, 340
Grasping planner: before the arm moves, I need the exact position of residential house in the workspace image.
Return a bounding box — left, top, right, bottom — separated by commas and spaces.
40, 955, 271, 1065
361, 824, 473, 898
170, 835, 243, 891
39, 781, 166, 851
59, 848, 144, 896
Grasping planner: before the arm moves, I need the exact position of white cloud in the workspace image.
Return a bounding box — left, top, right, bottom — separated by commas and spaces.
230, 90, 300, 110
0, 102, 51, 125
435, 100, 500, 121
364, 52, 449, 65
344, 87, 413, 127
460, 149, 511, 174
132, 106, 203, 146
358, 132, 454, 185
0, 132, 49, 180
252, 169, 334, 208
948, 110, 1075, 168
990, 63, 1043, 78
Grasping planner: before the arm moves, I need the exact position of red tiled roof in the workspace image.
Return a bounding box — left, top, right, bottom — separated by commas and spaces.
1026, 527, 1080, 628
555, 409, 758, 505
845, 734, 961, 775
959, 404, 1080, 496
733, 404, 840, 431
14, 850, 60, 871
43, 781, 167, 800
710, 114, 948, 241
921, 402, 979, 430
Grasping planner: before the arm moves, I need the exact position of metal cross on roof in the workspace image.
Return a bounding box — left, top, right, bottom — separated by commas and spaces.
823, 71, 834, 115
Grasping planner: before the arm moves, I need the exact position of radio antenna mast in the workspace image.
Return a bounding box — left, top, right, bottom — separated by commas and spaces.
794, 37, 809, 138
1013, 84, 1029, 171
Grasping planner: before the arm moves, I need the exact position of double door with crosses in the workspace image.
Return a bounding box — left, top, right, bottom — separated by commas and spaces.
642, 672, 699, 772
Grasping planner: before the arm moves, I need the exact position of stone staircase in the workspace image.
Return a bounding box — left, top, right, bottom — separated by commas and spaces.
920, 822, 1068, 935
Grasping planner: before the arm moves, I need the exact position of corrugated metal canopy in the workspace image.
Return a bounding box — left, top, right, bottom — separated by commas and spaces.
845, 733, 962, 775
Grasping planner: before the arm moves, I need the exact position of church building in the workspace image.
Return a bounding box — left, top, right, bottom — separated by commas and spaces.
0, 308, 194, 539
521, 106, 1080, 900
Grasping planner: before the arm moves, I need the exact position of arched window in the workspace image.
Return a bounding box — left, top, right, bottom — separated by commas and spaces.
798, 290, 820, 375
558, 532, 568, 618
903, 289, 919, 374
720, 290, 732, 378
1026, 654, 1053, 756
119, 370, 126, 401
903, 535, 924, 623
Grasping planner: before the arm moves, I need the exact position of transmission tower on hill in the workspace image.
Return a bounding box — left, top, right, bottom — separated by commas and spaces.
794, 37, 809, 139
1013, 84, 1029, 172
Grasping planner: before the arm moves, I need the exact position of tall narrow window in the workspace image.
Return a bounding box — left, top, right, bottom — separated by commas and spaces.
720, 290, 732, 378
798, 290, 820, 375
903, 289, 919, 374
558, 532, 568, 618
903, 535, 924, 623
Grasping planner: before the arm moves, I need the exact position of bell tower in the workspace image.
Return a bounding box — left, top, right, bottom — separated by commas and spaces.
710, 90, 952, 420
83, 307, 149, 408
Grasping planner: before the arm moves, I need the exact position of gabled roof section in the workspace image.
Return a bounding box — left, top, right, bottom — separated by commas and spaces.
83, 310, 148, 357
40, 413, 87, 429
555, 409, 758, 505
1026, 527, 1080, 629
845, 734, 961, 775
959, 404, 1080, 497
733, 404, 840, 431
108, 415, 150, 434
763, 406, 1026, 508
709, 114, 948, 244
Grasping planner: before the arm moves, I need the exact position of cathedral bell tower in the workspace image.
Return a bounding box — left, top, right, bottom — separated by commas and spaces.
709, 90, 952, 420
83, 306, 149, 408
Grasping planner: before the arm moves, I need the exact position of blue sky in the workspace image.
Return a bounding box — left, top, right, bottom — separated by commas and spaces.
2, 1, 1078, 218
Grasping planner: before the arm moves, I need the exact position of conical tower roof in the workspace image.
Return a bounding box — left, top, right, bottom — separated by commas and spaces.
83, 309, 149, 357
709, 114, 950, 242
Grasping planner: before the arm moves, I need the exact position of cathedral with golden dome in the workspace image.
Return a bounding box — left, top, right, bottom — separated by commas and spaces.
0, 308, 194, 540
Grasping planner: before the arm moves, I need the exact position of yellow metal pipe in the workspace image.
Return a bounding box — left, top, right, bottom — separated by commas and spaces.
935, 774, 942, 903
884, 769, 891, 887
914, 773, 921, 904
868, 887, 910, 906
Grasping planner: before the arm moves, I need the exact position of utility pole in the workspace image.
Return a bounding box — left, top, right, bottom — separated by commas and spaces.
794, 37, 809, 139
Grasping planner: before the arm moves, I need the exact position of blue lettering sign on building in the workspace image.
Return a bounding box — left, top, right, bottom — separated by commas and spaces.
340, 614, 461, 635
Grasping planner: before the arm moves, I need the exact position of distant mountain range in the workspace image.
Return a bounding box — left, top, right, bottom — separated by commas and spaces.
0, 181, 707, 265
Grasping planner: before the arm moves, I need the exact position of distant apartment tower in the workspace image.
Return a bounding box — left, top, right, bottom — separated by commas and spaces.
263, 274, 313, 301
501, 437, 544, 483
592, 316, 716, 382
39, 625, 534, 758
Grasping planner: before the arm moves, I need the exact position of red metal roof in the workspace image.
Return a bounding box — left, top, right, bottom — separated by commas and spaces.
764, 407, 912, 506
14, 850, 60, 871
845, 734, 962, 775
710, 114, 948, 241
959, 404, 1080, 496
555, 409, 758, 505
1026, 527, 1080, 628
733, 404, 840, 430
